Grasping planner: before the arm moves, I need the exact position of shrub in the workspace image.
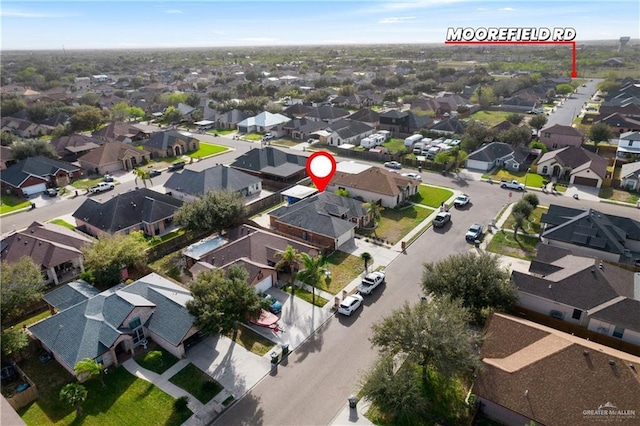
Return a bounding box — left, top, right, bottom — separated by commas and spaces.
174, 395, 190, 411
79, 271, 95, 284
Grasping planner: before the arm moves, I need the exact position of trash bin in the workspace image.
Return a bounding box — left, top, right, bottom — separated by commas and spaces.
281, 344, 289, 359
348, 395, 358, 409
271, 351, 279, 364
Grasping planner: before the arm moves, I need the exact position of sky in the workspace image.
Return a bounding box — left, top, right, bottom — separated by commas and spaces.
1, 0, 639, 51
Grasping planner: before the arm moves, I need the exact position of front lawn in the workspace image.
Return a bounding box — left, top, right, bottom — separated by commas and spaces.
48, 219, 76, 230
207, 129, 235, 135
1, 195, 32, 214
226, 325, 275, 356
411, 185, 453, 208
186, 142, 228, 159
271, 139, 301, 147
243, 133, 263, 141
134, 347, 179, 374
322, 251, 366, 294
599, 187, 639, 205
485, 169, 545, 188
486, 230, 539, 261
363, 205, 434, 244
469, 110, 511, 126
283, 284, 329, 307
19, 365, 191, 426
70, 177, 105, 190
168, 363, 223, 404
501, 205, 547, 235
382, 138, 407, 154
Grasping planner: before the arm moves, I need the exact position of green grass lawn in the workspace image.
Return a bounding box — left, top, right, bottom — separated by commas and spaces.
501, 206, 547, 235
168, 363, 223, 404
70, 177, 104, 190
7, 309, 51, 330
599, 187, 639, 204
363, 205, 434, 244
134, 347, 179, 374
411, 185, 453, 208
186, 142, 228, 159
146, 229, 186, 247
485, 168, 545, 188
382, 138, 407, 154
207, 129, 235, 135
469, 110, 511, 126
283, 284, 329, 307
243, 133, 263, 141
486, 230, 539, 261
19, 365, 191, 426
148, 251, 183, 282
322, 251, 366, 294
48, 219, 76, 230
271, 139, 301, 147
226, 325, 275, 356
1, 195, 32, 214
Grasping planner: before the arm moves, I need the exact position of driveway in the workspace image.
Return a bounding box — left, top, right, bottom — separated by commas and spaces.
563, 184, 601, 201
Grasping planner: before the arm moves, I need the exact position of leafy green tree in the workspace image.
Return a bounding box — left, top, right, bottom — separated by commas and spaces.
433, 151, 451, 170
1, 328, 30, 359
529, 114, 548, 131
59, 383, 88, 416
588, 122, 612, 152
296, 253, 326, 305
512, 198, 534, 220
1, 257, 44, 322
81, 233, 148, 288
187, 266, 266, 336
275, 245, 300, 291
506, 113, 524, 125
133, 168, 153, 187
174, 190, 246, 234
10, 139, 57, 160
127, 106, 145, 120
471, 86, 496, 108
529, 141, 548, 152
370, 296, 480, 382
112, 101, 131, 122
185, 93, 201, 108
555, 84, 574, 95
498, 126, 531, 146
1, 132, 17, 147
74, 358, 104, 387
461, 120, 490, 153
69, 105, 107, 132
523, 193, 539, 210
361, 252, 373, 273
334, 188, 349, 197
421, 252, 516, 324
162, 105, 183, 124
1, 97, 27, 117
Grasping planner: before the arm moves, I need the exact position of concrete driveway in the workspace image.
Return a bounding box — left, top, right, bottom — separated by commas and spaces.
563, 184, 601, 201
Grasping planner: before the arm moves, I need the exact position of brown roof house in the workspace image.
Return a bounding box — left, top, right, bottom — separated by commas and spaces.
0, 156, 80, 197
92, 122, 150, 143
536, 146, 607, 187
1, 221, 93, 286
50, 134, 101, 162
140, 130, 199, 159
78, 141, 150, 175
326, 166, 420, 208
539, 124, 584, 149
0, 145, 16, 170
473, 313, 640, 426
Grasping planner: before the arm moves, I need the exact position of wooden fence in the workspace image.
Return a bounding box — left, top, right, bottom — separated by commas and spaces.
5, 363, 39, 411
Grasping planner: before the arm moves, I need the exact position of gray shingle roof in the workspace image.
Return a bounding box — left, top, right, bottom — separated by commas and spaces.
43, 280, 100, 311
0, 156, 78, 187
229, 147, 307, 179
305, 106, 350, 121
348, 108, 380, 123
143, 130, 198, 151
590, 298, 640, 332
468, 142, 515, 162
325, 119, 374, 139
164, 165, 261, 198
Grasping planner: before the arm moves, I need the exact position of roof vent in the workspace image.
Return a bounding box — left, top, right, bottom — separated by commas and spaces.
609, 360, 616, 365
591, 269, 595, 273
583, 350, 589, 356
630, 364, 636, 371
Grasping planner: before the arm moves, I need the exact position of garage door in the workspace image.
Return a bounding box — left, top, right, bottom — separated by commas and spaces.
254, 275, 273, 292
573, 176, 598, 187
22, 183, 47, 196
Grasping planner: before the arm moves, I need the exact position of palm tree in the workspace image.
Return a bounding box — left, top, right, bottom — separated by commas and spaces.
513, 212, 525, 240
74, 357, 104, 387
133, 168, 153, 188
361, 252, 373, 273
59, 383, 88, 416
275, 245, 300, 293
296, 253, 326, 306
366, 201, 382, 235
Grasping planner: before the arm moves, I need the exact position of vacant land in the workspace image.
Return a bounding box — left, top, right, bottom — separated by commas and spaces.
469, 110, 511, 126
486, 230, 539, 261
322, 251, 366, 294
364, 205, 434, 244
412, 185, 453, 208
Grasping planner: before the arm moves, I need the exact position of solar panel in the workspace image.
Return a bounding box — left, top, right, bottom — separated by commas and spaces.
571, 233, 589, 244
589, 237, 607, 249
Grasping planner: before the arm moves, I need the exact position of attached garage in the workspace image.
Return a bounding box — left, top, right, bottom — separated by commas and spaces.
254, 274, 273, 292
22, 183, 47, 196
572, 176, 599, 187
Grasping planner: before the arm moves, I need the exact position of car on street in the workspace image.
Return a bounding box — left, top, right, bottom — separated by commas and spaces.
357, 271, 386, 295
103, 174, 114, 182
168, 161, 186, 171
384, 161, 402, 169
527, 108, 545, 115
401, 172, 422, 181
500, 179, 525, 191
433, 211, 451, 228
45, 188, 58, 197
261, 293, 283, 314
465, 223, 484, 241
338, 294, 364, 316
262, 133, 275, 141
149, 170, 162, 178
454, 194, 470, 208
89, 182, 115, 193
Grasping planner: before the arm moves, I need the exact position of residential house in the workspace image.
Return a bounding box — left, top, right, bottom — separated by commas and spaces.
283, 103, 314, 119
164, 165, 262, 203
435, 94, 471, 115
539, 204, 640, 264
465, 142, 530, 172
0, 146, 16, 170
78, 141, 151, 175
278, 117, 326, 141
378, 110, 433, 136
620, 161, 640, 191
348, 108, 380, 129
499, 95, 539, 112
330, 93, 374, 109
73, 188, 183, 237
536, 146, 607, 187
269, 192, 370, 250
0, 156, 80, 197
236, 111, 290, 134
42, 280, 99, 314
229, 146, 308, 184
539, 124, 584, 149
615, 131, 640, 159
176, 102, 196, 119
430, 116, 466, 135
411, 98, 443, 117
91, 122, 150, 143
49, 134, 101, 162
597, 113, 640, 135
141, 130, 199, 159
98, 94, 126, 110
326, 167, 419, 208
323, 119, 375, 146
473, 313, 640, 426
216, 109, 251, 130
0, 117, 53, 138
1, 221, 93, 286
29, 273, 199, 376
304, 106, 351, 124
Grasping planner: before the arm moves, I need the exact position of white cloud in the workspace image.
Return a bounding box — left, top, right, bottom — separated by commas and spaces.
165, 9, 183, 14
498, 7, 515, 11
0, 10, 80, 18
379, 16, 417, 24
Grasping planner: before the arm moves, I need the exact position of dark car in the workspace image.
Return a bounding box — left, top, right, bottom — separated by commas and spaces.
103, 174, 114, 182
149, 170, 162, 178
167, 161, 186, 171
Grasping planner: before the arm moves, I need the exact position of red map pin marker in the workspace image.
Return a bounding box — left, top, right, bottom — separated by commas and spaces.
306, 151, 336, 193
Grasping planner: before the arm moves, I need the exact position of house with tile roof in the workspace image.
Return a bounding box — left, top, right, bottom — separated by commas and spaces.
29, 273, 198, 375
0, 156, 81, 197
1, 221, 94, 286
49, 134, 101, 162
323, 119, 375, 147
140, 129, 199, 159
466, 142, 531, 172
72, 188, 183, 237
0, 117, 53, 138
269, 192, 370, 250
163, 165, 262, 203
473, 313, 640, 426
536, 146, 607, 188
326, 166, 419, 208
620, 161, 640, 191
42, 280, 100, 313
229, 146, 308, 184
539, 204, 640, 264
539, 124, 584, 149
78, 141, 150, 175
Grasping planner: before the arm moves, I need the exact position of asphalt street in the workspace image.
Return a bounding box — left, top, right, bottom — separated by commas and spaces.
544, 78, 602, 127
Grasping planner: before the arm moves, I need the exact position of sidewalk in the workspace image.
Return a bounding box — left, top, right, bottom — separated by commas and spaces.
329, 398, 374, 426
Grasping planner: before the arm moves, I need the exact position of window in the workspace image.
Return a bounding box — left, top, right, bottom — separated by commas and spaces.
302, 231, 307, 240
571, 309, 582, 320
129, 317, 142, 329
544, 132, 551, 138
613, 326, 624, 339
542, 166, 548, 174
629, 141, 633, 147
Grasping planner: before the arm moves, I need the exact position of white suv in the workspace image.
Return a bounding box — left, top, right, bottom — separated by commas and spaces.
338, 294, 364, 316
357, 271, 386, 295
89, 182, 115, 193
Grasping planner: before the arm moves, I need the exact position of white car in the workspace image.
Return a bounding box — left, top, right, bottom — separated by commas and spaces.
384, 161, 402, 169
357, 271, 386, 295
338, 294, 364, 316
89, 182, 115, 193
401, 172, 422, 181
454, 194, 470, 208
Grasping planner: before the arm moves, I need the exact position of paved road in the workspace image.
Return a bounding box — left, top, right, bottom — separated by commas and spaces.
545, 78, 602, 128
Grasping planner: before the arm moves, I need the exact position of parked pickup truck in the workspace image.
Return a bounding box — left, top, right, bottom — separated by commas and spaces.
357, 271, 386, 295
89, 182, 115, 193
500, 180, 525, 191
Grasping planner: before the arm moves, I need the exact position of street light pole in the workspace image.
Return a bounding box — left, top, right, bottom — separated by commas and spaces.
523, 168, 531, 198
